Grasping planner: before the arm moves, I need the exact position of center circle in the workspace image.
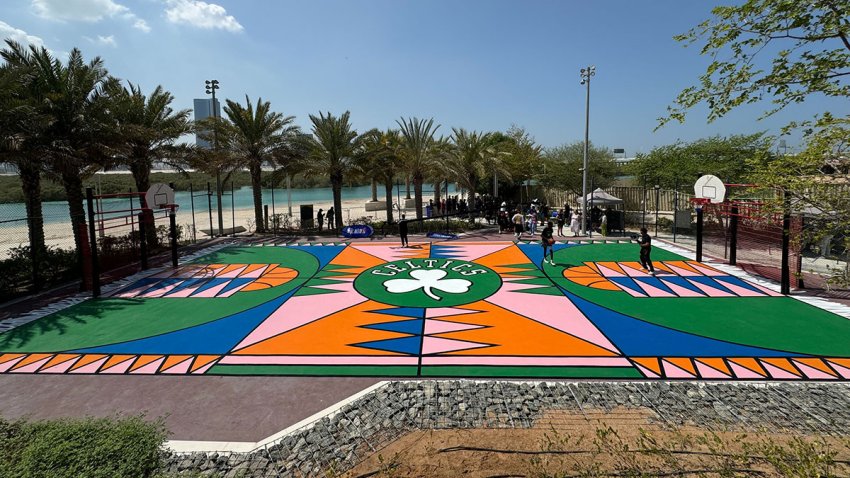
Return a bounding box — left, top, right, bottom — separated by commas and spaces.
354, 258, 501, 307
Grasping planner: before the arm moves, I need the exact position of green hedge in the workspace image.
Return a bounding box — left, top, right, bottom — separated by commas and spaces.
0, 415, 168, 478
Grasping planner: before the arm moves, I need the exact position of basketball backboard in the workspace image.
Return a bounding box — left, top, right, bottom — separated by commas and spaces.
145, 183, 175, 209
693, 175, 726, 204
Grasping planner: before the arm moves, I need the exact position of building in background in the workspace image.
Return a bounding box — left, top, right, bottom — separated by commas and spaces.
193, 98, 221, 148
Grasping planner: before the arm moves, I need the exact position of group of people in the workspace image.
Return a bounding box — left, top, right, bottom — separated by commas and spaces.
315, 207, 335, 230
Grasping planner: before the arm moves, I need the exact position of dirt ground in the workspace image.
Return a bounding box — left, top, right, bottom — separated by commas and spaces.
344, 408, 850, 478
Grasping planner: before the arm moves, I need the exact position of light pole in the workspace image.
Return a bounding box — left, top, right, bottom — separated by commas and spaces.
579, 66, 595, 236
654, 184, 661, 237
205, 79, 223, 236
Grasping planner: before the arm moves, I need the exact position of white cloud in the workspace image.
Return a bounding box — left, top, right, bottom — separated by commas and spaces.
31, 0, 152, 33
133, 18, 151, 33
32, 0, 129, 22
96, 34, 117, 47
0, 20, 46, 49
164, 0, 243, 32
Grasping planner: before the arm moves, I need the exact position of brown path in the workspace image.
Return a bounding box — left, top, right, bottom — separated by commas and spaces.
0, 375, 378, 441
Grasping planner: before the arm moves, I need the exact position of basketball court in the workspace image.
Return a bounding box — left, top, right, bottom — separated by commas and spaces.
2, 239, 849, 381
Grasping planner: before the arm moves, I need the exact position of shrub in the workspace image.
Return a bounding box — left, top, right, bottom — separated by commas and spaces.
0, 415, 167, 478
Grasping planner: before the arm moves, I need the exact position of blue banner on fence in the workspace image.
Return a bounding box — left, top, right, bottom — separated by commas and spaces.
426, 232, 458, 240
341, 225, 374, 238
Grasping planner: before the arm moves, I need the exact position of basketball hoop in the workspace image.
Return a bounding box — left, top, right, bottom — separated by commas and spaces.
693, 175, 726, 204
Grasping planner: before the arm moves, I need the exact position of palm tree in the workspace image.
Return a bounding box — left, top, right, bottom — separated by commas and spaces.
223, 96, 298, 233
397, 117, 440, 219
308, 111, 358, 231
109, 83, 192, 194
2, 42, 115, 255
353, 129, 404, 223
448, 129, 511, 213
0, 53, 49, 287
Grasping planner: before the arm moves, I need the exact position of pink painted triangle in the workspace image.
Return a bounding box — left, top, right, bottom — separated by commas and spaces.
9, 356, 51, 373
425, 307, 481, 318
661, 360, 696, 378
596, 264, 626, 278
687, 261, 725, 276
620, 263, 652, 278
421, 336, 490, 355
218, 265, 249, 279
728, 361, 763, 379
827, 361, 850, 379
714, 279, 766, 297
70, 356, 108, 374
660, 279, 705, 297
793, 361, 837, 380
665, 263, 703, 277
130, 357, 164, 374
162, 357, 193, 374
635, 280, 677, 298
632, 362, 660, 378
686, 278, 735, 297
695, 361, 731, 379
761, 362, 801, 380
423, 319, 484, 335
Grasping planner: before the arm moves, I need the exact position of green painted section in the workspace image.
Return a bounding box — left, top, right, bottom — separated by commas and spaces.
550, 243, 850, 357
207, 364, 418, 376
420, 366, 643, 378
0, 247, 318, 353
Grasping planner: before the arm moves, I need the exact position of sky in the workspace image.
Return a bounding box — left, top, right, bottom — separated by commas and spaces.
0, 0, 842, 155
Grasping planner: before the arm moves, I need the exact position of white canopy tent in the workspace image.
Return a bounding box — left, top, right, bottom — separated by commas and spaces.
580, 188, 624, 207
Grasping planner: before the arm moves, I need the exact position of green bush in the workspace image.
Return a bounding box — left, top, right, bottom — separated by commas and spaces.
0, 415, 168, 478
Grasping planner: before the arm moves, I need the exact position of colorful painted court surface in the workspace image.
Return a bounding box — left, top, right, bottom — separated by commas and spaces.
1, 241, 849, 380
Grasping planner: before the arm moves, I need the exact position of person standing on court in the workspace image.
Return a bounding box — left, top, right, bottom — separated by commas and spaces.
316, 209, 324, 231
569, 211, 582, 237
556, 209, 565, 237
399, 215, 409, 247
600, 212, 608, 237
637, 227, 656, 275
541, 221, 555, 265
511, 210, 524, 240
327, 206, 335, 230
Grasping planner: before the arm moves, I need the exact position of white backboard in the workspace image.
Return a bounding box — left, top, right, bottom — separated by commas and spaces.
693, 175, 726, 204
145, 183, 175, 209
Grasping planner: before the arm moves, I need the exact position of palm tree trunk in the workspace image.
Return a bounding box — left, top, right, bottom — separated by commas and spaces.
384, 178, 394, 223
130, 158, 157, 246
433, 181, 442, 213
413, 173, 424, 220
332, 173, 343, 233
61, 169, 87, 268
405, 175, 411, 199
371, 179, 378, 202
250, 160, 265, 233
19, 158, 45, 289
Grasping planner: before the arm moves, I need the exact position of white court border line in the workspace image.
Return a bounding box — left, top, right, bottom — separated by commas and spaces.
654, 238, 850, 320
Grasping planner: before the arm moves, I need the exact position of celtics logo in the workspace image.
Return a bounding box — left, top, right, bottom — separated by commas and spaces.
354, 258, 501, 307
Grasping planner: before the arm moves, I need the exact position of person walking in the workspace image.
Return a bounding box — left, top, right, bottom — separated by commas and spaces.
399, 215, 409, 247
637, 227, 656, 275
556, 209, 565, 237
541, 221, 555, 265
601, 212, 608, 237
327, 206, 335, 230
569, 211, 582, 237
316, 209, 324, 231
511, 210, 524, 240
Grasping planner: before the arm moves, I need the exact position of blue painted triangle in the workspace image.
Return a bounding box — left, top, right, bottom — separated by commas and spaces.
284, 244, 345, 270
362, 318, 423, 335
609, 277, 647, 296
659, 276, 707, 296
368, 307, 425, 318
73, 288, 299, 355
220, 278, 254, 295
633, 277, 677, 295
559, 287, 800, 357
430, 245, 463, 259
353, 335, 422, 355
190, 278, 230, 296
713, 275, 768, 295
163, 278, 207, 296
688, 276, 736, 295
114, 277, 160, 295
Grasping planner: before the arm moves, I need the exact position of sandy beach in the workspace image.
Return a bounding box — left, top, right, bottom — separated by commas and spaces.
0, 197, 410, 259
